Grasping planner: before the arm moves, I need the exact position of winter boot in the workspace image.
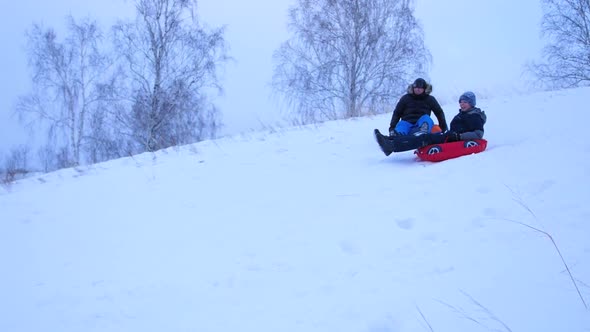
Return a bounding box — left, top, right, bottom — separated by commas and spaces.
389, 129, 402, 137
374, 129, 395, 156
413, 122, 429, 136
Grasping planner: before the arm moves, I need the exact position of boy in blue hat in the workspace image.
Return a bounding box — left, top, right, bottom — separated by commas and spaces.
443, 91, 486, 142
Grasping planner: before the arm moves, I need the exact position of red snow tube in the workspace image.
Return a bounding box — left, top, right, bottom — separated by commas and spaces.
415, 139, 487, 162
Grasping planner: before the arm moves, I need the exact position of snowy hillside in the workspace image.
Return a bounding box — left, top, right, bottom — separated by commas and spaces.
1, 88, 589, 332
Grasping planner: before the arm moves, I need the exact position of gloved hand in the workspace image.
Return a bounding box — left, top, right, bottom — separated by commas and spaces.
445, 131, 460, 142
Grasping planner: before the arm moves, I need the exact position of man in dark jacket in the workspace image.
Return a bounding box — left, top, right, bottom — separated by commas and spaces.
388, 78, 448, 136
375, 91, 487, 156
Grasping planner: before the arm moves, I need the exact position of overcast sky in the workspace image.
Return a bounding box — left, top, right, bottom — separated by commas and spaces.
0, 0, 544, 153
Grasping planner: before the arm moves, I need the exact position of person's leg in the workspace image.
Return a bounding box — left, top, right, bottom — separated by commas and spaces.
427, 132, 447, 145
413, 115, 434, 134
394, 120, 413, 135
389, 133, 447, 152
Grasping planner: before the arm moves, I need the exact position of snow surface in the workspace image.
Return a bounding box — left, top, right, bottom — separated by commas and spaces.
1, 87, 589, 332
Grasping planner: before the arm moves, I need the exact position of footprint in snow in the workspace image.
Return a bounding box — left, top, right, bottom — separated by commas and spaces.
395, 218, 414, 230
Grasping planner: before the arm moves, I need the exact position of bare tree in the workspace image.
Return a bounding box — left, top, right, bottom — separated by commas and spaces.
529, 0, 590, 88
37, 144, 58, 173
17, 16, 113, 167
272, 0, 429, 122
1, 145, 31, 183
113, 0, 229, 153
84, 101, 125, 164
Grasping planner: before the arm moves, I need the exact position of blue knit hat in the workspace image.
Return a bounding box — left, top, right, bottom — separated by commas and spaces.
459, 91, 476, 106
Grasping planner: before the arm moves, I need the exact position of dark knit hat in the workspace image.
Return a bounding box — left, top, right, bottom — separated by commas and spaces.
412, 78, 427, 89
459, 91, 476, 106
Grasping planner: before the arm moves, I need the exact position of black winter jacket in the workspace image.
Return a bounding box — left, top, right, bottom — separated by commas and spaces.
389, 84, 448, 132
450, 107, 487, 140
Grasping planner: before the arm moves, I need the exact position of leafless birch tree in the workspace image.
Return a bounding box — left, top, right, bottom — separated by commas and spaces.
17, 16, 112, 168
113, 0, 229, 153
530, 0, 590, 88
272, 0, 429, 122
